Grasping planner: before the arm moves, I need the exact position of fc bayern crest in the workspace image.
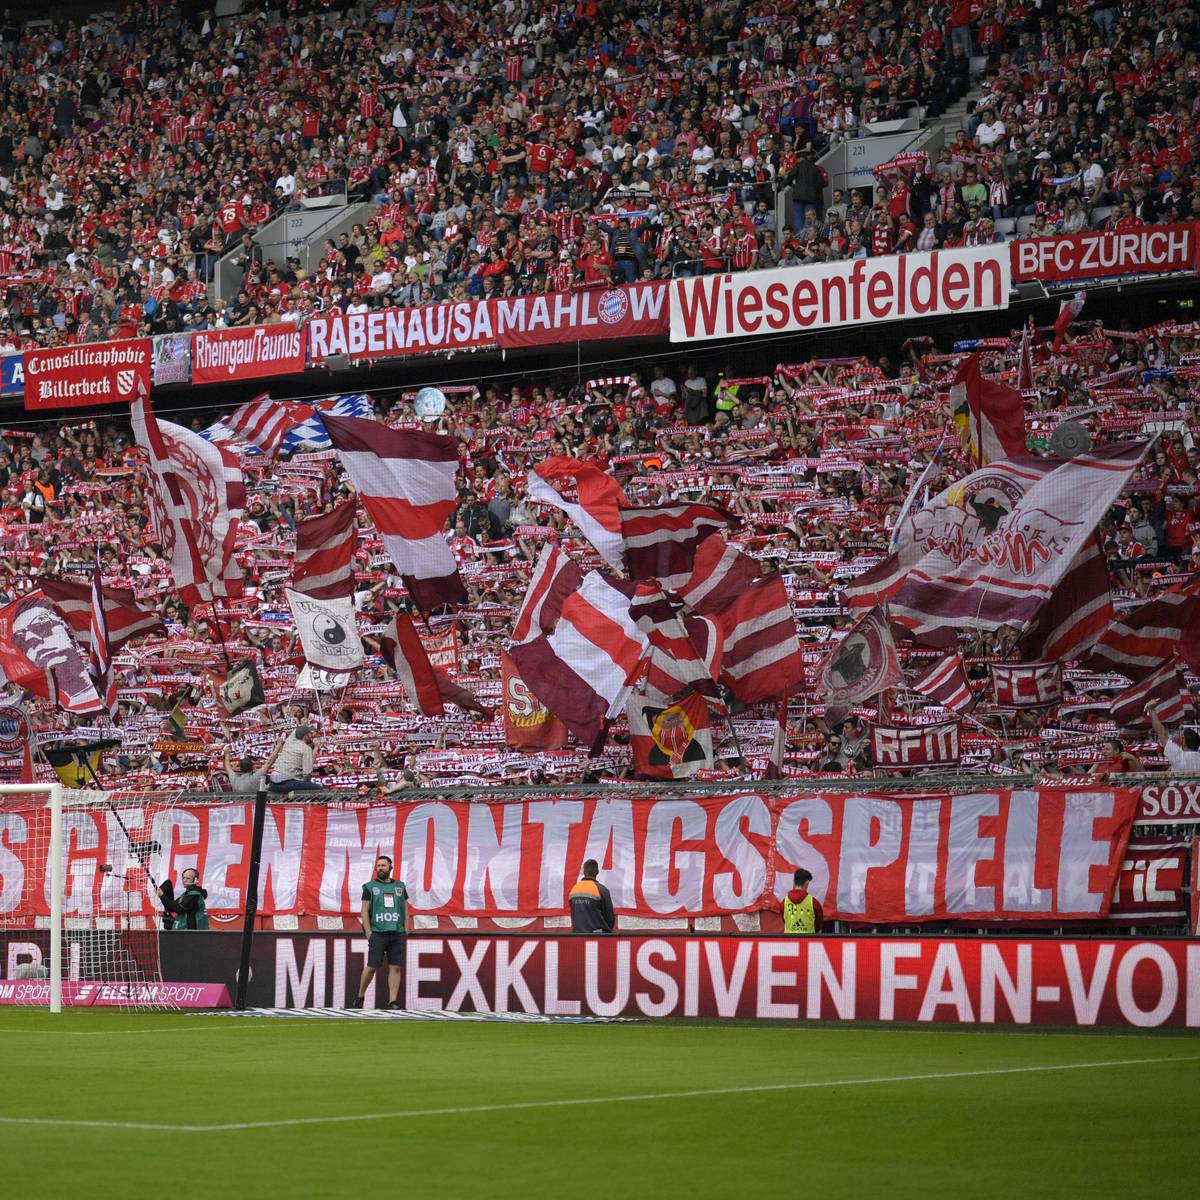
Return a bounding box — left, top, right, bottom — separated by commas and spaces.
597, 289, 629, 325
0, 704, 31, 755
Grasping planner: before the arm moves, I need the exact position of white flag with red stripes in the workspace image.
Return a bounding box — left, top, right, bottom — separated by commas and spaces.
1088, 575, 1200, 682
377, 613, 444, 717
708, 573, 806, 705
527, 457, 626, 569
132, 389, 246, 607
629, 584, 723, 707
621, 503, 735, 591
674, 532, 761, 613
323, 414, 465, 613
223, 393, 317, 457
1111, 660, 1193, 728
293, 500, 358, 601
509, 571, 649, 751
88, 560, 118, 716
909, 652, 975, 714
511, 544, 583, 645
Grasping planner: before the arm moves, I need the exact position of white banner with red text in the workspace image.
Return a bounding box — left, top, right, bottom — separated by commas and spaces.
22, 338, 152, 410
0, 788, 1138, 924
1011, 222, 1198, 284
306, 283, 668, 364
244, 932, 1200, 1027
192, 324, 307, 384
670, 245, 1010, 343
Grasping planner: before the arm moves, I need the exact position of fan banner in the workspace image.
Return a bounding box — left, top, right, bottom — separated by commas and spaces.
0, 788, 1137, 924
1107, 837, 1189, 924
870, 721, 961, 770
670, 245, 1010, 343
240, 933, 1200, 1028
1136, 782, 1200, 825
285, 589, 363, 672
1011, 223, 1197, 283
22, 338, 151, 410
192, 325, 306, 384
990, 661, 1063, 708
306, 284, 668, 364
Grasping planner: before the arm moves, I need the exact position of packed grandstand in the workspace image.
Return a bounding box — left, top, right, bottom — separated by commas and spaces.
0, 1, 1192, 805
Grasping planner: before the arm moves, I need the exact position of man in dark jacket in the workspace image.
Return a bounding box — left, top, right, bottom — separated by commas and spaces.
159, 869, 209, 931
569, 860, 615, 933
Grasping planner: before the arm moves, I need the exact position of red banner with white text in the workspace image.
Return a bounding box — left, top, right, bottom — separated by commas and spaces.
192, 325, 307, 384
247, 932, 1200, 1027
0, 789, 1138, 925
1010, 223, 1198, 283
306, 284, 668, 364
22, 338, 151, 410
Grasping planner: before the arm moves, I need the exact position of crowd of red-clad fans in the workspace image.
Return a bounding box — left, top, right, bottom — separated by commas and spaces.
0, 0, 1197, 351
0, 306, 1195, 792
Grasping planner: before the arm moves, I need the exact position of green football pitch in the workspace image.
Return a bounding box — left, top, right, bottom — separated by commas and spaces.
0, 1011, 1196, 1199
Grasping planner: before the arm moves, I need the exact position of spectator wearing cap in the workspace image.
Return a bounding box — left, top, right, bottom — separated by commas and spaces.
268, 725, 322, 794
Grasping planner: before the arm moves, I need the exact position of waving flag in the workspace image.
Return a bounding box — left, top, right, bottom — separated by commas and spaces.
277, 394, 374, 452
1088, 575, 1200, 682
621, 503, 734, 589
675, 532, 761, 613
629, 585, 723, 705
221, 394, 317, 457
1052, 291, 1086, 352
324, 414, 465, 613
527, 457, 626, 569
909, 652, 975, 713
378, 613, 444, 717
512, 544, 583, 644
510, 571, 649, 751
132, 389, 245, 606
0, 594, 101, 715
40, 577, 163, 649
709, 573, 806, 704
88, 561, 118, 716
628, 688, 713, 779
889, 443, 1147, 643
816, 605, 902, 714
950, 353, 1026, 468
1017, 536, 1112, 663
286, 588, 364, 673
293, 501, 358, 600
1111, 660, 1193, 728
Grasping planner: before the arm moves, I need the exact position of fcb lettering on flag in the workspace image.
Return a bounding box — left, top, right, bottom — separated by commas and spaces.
132, 389, 246, 606
292, 501, 358, 601
870, 721, 961, 770
323, 414, 465, 614
949, 353, 1026, 467
989, 661, 1063, 709
621, 503, 734, 590
628, 688, 714, 779
500, 650, 568, 749
527, 457, 626, 569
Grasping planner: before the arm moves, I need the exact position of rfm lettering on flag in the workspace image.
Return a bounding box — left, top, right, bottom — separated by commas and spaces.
870, 721, 960, 770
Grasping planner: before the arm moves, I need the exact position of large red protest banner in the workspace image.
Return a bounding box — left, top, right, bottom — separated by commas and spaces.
1011, 223, 1197, 283
192, 325, 306, 384
248, 932, 1200, 1027
306, 283, 668, 364
1135, 780, 1200, 824
22, 338, 152, 410
0, 788, 1138, 924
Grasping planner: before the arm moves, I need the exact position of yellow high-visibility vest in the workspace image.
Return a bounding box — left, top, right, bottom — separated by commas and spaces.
783, 892, 817, 934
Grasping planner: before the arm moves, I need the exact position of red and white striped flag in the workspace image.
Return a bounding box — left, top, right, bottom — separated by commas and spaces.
132, 389, 245, 607
509, 572, 649, 751
511, 544, 583, 644
1111, 660, 1193, 728
909, 652, 975, 713
377, 613, 444, 716
621, 503, 735, 590
527, 457, 626, 569
629, 584, 723, 706
1052, 290, 1086, 352
39, 577, 163, 649
292, 501, 357, 601
1017, 536, 1113, 663
323, 414, 465, 614
88, 560, 118, 716
950, 353, 1026, 468
674, 532, 761, 613
1088, 575, 1200, 682
223, 393, 316, 457
708, 573, 806, 704
1017, 321, 1035, 391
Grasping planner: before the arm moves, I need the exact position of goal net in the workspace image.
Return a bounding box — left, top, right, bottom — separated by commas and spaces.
0, 785, 187, 1010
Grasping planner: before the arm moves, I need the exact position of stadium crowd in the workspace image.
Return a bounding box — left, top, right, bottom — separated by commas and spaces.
0, 0, 1196, 348
0, 303, 1195, 792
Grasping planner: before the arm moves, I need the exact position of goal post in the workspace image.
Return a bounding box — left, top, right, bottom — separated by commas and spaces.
0, 783, 185, 1011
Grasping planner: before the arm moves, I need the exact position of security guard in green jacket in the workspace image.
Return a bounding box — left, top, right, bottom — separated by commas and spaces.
782, 868, 824, 934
